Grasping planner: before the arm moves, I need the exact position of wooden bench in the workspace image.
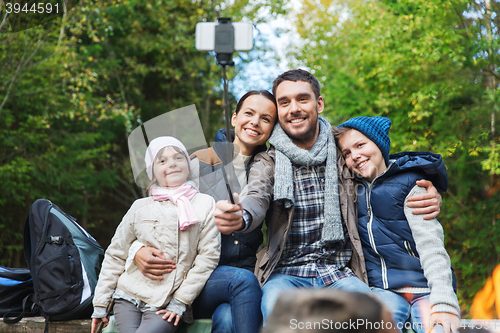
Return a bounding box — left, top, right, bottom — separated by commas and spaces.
0, 316, 212, 333
4, 317, 500, 333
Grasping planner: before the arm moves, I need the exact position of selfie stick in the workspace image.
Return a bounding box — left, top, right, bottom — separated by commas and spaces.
215, 17, 237, 204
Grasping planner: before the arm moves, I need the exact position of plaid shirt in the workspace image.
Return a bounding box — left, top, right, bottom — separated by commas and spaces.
274, 162, 354, 286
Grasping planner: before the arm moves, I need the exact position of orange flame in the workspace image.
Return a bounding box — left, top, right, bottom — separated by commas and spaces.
471, 264, 500, 319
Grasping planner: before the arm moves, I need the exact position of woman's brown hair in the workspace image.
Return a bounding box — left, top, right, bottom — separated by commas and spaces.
234, 90, 277, 114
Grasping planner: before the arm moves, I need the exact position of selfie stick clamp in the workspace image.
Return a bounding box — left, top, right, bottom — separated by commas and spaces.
215, 17, 235, 67
215, 17, 236, 204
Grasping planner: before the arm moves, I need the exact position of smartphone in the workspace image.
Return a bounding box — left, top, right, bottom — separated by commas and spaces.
195, 22, 253, 51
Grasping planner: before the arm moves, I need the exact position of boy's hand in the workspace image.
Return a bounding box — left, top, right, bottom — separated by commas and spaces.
91, 317, 109, 333
214, 193, 244, 234
134, 247, 176, 280
406, 179, 442, 220
156, 309, 181, 326
430, 312, 460, 333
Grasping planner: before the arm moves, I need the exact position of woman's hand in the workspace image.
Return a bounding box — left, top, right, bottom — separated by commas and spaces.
430, 312, 460, 333
134, 246, 176, 280
406, 179, 442, 220
91, 317, 109, 333
156, 309, 181, 326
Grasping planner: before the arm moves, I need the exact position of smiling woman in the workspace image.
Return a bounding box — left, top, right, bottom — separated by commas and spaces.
231, 92, 277, 157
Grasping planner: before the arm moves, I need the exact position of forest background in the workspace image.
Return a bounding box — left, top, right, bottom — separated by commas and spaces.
1, 0, 499, 317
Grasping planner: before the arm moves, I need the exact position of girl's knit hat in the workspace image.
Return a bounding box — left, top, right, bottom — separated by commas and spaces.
338, 116, 392, 164
145, 136, 190, 180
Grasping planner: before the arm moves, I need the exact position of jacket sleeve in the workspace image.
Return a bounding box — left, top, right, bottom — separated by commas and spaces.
404, 185, 460, 316
125, 240, 145, 272
189, 156, 200, 189
93, 201, 140, 308
172, 197, 221, 305
239, 150, 275, 232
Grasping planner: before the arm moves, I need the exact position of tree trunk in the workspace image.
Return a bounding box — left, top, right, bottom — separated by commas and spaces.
485, 0, 497, 226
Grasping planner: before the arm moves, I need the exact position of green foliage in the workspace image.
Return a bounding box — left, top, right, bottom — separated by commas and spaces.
1, 0, 281, 267
287, 0, 500, 315
0, 16, 131, 264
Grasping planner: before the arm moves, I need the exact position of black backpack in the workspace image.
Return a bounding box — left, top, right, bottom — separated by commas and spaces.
0, 267, 38, 319
5, 199, 104, 328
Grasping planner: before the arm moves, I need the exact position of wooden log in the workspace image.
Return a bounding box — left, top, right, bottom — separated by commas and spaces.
0, 317, 91, 333
0, 317, 212, 333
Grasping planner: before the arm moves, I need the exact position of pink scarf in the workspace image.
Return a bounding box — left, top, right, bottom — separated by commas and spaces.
151, 184, 199, 230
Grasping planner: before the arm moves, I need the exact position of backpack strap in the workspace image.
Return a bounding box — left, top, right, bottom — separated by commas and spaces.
2, 294, 39, 324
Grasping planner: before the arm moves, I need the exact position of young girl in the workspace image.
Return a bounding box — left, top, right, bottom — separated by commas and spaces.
91, 136, 220, 333
335, 117, 460, 333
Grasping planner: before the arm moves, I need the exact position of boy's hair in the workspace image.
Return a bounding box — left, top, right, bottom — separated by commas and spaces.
263, 289, 393, 333
333, 126, 354, 141
272, 69, 321, 100
146, 146, 190, 195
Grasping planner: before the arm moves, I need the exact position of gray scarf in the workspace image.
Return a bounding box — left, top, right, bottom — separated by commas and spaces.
269, 116, 344, 245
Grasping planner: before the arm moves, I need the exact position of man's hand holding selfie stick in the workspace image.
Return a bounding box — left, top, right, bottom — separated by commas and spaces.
214, 193, 245, 235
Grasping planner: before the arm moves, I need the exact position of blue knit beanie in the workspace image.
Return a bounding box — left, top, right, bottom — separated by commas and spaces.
338, 116, 392, 165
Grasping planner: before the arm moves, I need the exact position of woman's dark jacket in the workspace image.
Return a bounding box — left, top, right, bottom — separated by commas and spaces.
190, 129, 266, 271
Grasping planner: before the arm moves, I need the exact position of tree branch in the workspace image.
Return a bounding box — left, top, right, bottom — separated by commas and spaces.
56, 0, 68, 52
23, 29, 46, 67
0, 32, 30, 115
445, 189, 468, 212
1, 8, 72, 110
13, 82, 63, 96
0, 9, 9, 32
114, 176, 141, 202
0, 24, 51, 105
103, 38, 129, 104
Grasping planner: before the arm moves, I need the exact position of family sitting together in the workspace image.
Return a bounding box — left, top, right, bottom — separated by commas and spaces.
90, 69, 460, 333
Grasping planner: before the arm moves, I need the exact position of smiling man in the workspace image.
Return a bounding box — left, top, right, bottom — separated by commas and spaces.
214, 69, 443, 325
274, 79, 323, 150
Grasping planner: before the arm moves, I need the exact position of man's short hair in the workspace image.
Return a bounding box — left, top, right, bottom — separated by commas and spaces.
262, 289, 396, 333
272, 69, 321, 100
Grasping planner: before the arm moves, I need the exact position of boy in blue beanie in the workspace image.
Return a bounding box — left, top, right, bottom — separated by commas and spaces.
335, 117, 460, 333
